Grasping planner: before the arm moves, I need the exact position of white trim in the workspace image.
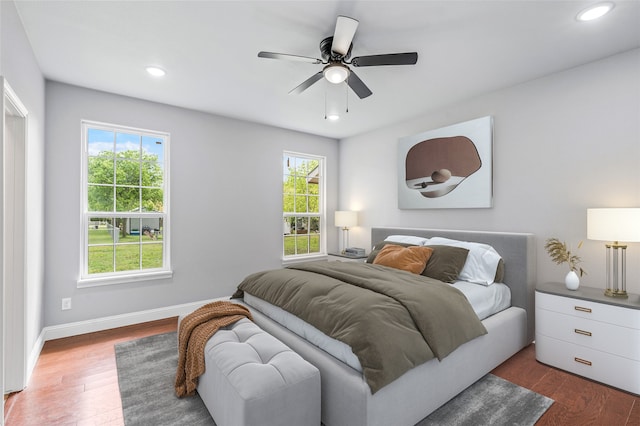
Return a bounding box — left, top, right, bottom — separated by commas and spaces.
41, 298, 226, 342
2, 78, 29, 394
282, 151, 327, 258
281, 254, 328, 266
19, 298, 228, 387
79, 120, 171, 283
77, 269, 173, 288
27, 330, 46, 385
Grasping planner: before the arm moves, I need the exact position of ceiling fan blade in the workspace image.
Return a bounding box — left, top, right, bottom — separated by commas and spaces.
258, 51, 322, 64
347, 71, 372, 99
289, 72, 324, 95
331, 16, 359, 56
351, 52, 418, 67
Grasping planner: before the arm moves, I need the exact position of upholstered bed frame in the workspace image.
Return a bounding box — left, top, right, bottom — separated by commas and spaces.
247, 227, 536, 426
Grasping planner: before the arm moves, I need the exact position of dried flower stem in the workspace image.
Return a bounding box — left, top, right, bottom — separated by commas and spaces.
544, 238, 586, 277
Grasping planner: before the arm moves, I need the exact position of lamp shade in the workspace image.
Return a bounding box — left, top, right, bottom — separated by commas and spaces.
335, 211, 357, 228
587, 208, 640, 242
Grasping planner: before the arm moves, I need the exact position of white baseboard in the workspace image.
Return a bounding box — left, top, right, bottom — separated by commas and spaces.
41, 298, 225, 342
21, 297, 226, 395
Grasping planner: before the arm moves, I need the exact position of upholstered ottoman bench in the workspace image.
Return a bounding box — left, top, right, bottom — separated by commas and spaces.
192, 317, 321, 426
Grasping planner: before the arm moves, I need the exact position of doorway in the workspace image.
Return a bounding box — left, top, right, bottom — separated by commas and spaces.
2, 77, 28, 407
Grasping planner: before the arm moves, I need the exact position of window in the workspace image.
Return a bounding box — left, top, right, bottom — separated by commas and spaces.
79, 121, 170, 286
283, 152, 325, 258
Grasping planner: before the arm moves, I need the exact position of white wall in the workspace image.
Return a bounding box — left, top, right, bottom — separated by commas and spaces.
339, 48, 640, 294
1, 0, 46, 383
45, 82, 338, 327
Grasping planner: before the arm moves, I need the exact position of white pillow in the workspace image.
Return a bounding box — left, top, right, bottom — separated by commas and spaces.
427, 237, 502, 285
384, 235, 430, 246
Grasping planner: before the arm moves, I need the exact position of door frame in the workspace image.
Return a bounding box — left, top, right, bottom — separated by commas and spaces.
2, 77, 29, 401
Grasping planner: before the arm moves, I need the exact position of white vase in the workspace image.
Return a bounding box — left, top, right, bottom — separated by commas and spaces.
565, 270, 580, 290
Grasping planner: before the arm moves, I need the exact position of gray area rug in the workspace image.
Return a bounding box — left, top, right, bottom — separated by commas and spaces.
115, 332, 553, 426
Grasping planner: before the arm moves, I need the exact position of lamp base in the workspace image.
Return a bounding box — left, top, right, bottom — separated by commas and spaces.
604, 288, 628, 298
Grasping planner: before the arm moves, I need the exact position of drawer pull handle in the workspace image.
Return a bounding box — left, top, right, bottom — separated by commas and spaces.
574, 306, 592, 313
574, 329, 592, 337
574, 357, 592, 366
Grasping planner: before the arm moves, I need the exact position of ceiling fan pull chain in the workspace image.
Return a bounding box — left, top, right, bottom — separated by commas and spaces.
324, 85, 328, 120
345, 79, 349, 114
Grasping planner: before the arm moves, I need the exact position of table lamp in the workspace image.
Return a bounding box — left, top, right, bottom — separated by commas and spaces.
335, 211, 357, 254
587, 208, 640, 298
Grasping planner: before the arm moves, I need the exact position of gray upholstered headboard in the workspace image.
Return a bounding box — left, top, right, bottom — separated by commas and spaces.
371, 227, 537, 343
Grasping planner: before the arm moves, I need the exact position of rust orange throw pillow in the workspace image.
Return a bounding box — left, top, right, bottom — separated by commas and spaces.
373, 244, 434, 274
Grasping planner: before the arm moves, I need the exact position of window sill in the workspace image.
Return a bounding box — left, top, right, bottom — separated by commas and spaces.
281, 253, 328, 267
77, 270, 173, 288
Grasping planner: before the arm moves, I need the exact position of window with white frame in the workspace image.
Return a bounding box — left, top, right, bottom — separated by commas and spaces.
79, 120, 170, 286
283, 152, 325, 258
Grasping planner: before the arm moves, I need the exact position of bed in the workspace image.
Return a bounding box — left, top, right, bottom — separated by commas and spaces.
236, 227, 536, 426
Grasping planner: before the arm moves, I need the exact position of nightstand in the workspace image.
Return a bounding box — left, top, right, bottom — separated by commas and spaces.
535, 282, 640, 395
327, 252, 368, 263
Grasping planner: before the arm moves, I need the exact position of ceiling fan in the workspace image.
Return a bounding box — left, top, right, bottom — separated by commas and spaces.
258, 16, 418, 99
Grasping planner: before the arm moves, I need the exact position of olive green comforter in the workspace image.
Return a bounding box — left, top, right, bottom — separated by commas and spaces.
236, 261, 487, 393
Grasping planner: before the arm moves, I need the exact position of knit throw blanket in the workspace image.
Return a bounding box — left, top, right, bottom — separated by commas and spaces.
174, 301, 253, 397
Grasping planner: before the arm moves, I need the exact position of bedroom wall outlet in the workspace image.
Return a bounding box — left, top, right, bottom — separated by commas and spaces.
61, 298, 72, 310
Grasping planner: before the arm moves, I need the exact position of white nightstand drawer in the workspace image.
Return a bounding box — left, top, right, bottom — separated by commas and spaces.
536, 309, 640, 361
536, 291, 640, 329
536, 335, 640, 395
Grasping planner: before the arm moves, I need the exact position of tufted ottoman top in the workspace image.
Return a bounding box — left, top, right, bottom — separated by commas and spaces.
205, 318, 318, 401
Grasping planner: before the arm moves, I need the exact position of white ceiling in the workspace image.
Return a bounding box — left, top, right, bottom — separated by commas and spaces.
14, 1, 640, 139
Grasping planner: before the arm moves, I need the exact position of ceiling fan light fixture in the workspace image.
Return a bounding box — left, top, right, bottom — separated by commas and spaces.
576, 2, 615, 21
323, 64, 350, 84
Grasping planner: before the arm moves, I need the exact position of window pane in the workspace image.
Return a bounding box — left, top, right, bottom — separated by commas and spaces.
295, 217, 309, 234
88, 245, 114, 274
283, 217, 294, 235
88, 218, 116, 244
142, 243, 163, 269
308, 181, 319, 195
88, 156, 114, 185
142, 188, 164, 212
283, 155, 294, 175
295, 176, 308, 194
115, 160, 140, 185
88, 185, 113, 212
309, 234, 320, 254
295, 235, 309, 254
116, 187, 140, 211
125, 218, 141, 240
115, 244, 140, 272
142, 135, 164, 164
283, 194, 294, 213
295, 195, 308, 213
284, 235, 295, 256
308, 195, 319, 213
141, 162, 163, 188
283, 175, 294, 194
309, 216, 320, 233
141, 221, 162, 240
295, 157, 308, 174
88, 129, 114, 157
116, 132, 140, 154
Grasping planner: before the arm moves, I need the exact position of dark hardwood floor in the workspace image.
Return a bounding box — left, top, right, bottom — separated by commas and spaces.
4, 318, 639, 425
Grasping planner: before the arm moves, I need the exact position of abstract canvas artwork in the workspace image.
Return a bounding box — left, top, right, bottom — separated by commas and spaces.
398, 116, 493, 209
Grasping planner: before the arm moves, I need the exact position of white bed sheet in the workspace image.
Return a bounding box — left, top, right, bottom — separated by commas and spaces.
243, 280, 511, 372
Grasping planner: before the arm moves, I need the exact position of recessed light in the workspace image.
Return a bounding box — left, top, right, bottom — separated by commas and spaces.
576, 2, 615, 21
326, 114, 340, 121
145, 66, 166, 77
